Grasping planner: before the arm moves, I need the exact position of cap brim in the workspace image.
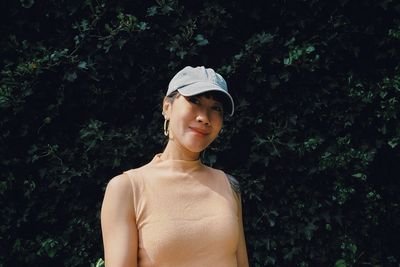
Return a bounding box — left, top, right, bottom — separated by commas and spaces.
177, 82, 235, 116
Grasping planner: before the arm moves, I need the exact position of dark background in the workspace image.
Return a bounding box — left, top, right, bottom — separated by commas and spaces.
1, 0, 400, 266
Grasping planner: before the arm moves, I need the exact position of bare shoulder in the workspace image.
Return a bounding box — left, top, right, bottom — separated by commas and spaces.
205, 166, 241, 196
225, 173, 241, 194
106, 173, 132, 194
102, 173, 135, 208
216, 168, 241, 195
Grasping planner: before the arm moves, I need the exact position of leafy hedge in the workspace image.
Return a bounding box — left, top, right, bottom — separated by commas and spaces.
1, 0, 400, 266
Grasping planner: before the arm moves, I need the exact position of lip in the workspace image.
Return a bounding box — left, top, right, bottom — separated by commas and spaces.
189, 127, 210, 136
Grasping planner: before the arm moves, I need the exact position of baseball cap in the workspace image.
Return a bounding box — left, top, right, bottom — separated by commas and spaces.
167, 66, 235, 116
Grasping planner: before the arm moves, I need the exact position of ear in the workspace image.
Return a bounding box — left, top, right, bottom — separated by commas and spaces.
162, 97, 171, 119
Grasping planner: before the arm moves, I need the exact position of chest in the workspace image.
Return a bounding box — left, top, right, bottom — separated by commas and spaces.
135, 175, 239, 266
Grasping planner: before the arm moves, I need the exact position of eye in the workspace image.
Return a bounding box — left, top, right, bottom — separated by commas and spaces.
187, 96, 200, 104
212, 105, 223, 113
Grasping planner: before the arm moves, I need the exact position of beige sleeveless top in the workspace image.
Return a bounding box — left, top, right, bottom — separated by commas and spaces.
123, 153, 239, 267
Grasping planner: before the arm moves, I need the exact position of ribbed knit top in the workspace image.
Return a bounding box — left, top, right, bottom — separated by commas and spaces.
123, 153, 239, 267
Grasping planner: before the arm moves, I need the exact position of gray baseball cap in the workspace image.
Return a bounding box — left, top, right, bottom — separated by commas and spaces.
167, 66, 235, 116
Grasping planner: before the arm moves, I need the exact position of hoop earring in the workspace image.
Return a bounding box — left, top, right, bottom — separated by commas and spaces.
163, 119, 169, 136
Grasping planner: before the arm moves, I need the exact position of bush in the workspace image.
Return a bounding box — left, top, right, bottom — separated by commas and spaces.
1, 0, 399, 266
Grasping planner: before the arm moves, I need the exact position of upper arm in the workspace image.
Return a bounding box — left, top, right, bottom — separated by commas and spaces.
101, 174, 138, 267
225, 173, 249, 266
235, 193, 250, 267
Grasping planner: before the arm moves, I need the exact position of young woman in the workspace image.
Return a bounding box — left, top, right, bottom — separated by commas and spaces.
101, 66, 249, 267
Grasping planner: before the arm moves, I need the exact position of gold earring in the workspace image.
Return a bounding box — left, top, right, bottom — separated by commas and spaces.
164, 119, 169, 136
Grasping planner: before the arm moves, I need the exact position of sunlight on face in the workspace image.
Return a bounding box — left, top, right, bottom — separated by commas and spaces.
164, 94, 223, 154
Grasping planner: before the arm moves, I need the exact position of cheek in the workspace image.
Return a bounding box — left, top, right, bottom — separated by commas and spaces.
170, 117, 183, 134
213, 115, 223, 130
170, 110, 191, 132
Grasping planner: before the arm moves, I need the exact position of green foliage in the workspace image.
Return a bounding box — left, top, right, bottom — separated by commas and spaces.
1, 0, 400, 266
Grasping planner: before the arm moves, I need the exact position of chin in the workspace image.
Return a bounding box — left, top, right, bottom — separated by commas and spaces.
186, 145, 208, 153
183, 141, 210, 153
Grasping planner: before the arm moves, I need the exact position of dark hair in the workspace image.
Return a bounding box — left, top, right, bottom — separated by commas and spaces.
166, 90, 230, 116
165, 90, 180, 103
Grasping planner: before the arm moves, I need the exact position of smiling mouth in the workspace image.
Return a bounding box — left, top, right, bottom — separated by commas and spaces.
189, 127, 210, 136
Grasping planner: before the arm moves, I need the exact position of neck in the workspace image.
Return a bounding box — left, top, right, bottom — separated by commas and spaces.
161, 140, 201, 161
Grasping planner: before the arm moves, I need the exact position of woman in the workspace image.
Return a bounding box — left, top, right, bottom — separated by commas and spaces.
101, 66, 249, 267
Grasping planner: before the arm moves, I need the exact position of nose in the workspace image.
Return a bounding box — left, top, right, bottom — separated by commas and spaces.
196, 110, 210, 125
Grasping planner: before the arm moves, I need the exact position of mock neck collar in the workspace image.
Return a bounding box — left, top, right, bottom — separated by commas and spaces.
151, 153, 204, 171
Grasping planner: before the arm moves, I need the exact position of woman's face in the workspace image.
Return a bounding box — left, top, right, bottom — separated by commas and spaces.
163, 93, 223, 154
